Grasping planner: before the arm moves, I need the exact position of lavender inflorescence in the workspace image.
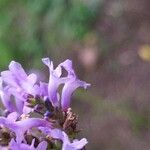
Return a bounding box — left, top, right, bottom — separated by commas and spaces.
0, 58, 90, 150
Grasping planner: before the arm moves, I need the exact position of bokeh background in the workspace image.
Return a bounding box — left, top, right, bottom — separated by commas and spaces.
0, 0, 150, 149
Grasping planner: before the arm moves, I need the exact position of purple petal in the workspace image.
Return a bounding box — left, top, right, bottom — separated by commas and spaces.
71, 138, 88, 149
7, 112, 19, 122
48, 128, 64, 141
0, 146, 8, 150
39, 82, 48, 97
47, 76, 60, 106
23, 105, 33, 114
21, 73, 39, 95
0, 117, 8, 125
61, 79, 90, 110
59, 59, 90, 110
62, 132, 88, 150
0, 115, 52, 143
15, 118, 52, 143
9, 61, 27, 80
1, 61, 39, 98
42, 58, 52, 68
1, 71, 19, 88
0, 90, 15, 112
9, 139, 29, 150
59, 59, 75, 76
40, 128, 88, 150
27, 73, 37, 85
36, 141, 48, 150
0, 78, 16, 112
9, 139, 47, 150
5, 87, 24, 114
15, 98, 24, 114
15, 118, 51, 142
16, 118, 51, 129
42, 58, 63, 106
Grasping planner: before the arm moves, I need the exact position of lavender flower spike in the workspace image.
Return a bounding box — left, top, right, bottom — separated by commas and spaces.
60, 59, 90, 110
0, 58, 90, 149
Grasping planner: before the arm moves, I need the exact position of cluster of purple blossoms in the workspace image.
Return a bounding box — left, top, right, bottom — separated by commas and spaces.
0, 58, 90, 150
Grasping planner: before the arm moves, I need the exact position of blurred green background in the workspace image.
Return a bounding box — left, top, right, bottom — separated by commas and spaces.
0, 0, 150, 149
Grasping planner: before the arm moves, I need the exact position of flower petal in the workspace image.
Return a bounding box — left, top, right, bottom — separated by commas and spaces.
60, 59, 75, 76
61, 79, 90, 110
27, 73, 37, 85
39, 82, 48, 97
9, 139, 47, 150
40, 128, 88, 150
1, 71, 19, 87
59, 59, 91, 110
9, 61, 27, 80
36, 141, 48, 150
0, 78, 16, 112
71, 138, 88, 149
7, 112, 19, 122
42, 58, 63, 106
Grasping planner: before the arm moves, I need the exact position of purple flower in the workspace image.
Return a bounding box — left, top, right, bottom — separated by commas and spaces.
9, 139, 47, 150
42, 58, 90, 110
41, 128, 88, 150
0, 77, 25, 114
62, 135, 88, 150
0, 61, 40, 114
1, 61, 39, 100
60, 59, 90, 110
0, 58, 90, 149
0, 112, 52, 143
42, 58, 64, 107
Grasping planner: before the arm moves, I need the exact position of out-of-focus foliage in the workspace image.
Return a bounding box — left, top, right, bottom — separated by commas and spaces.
0, 0, 102, 68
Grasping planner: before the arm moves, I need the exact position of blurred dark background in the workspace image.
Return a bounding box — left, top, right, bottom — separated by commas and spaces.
0, 0, 150, 149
